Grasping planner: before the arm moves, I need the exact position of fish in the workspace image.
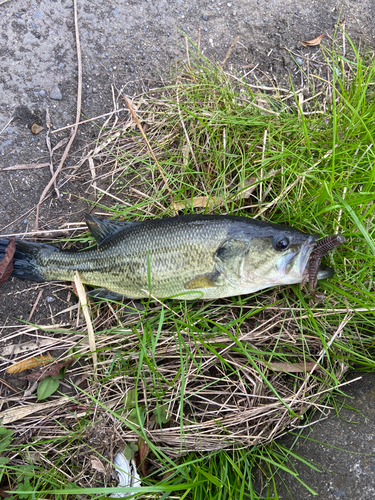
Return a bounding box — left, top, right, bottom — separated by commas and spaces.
0, 214, 345, 301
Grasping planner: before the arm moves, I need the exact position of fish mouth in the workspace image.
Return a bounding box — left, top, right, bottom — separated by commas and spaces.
276, 235, 317, 279
299, 238, 334, 281
299, 235, 318, 277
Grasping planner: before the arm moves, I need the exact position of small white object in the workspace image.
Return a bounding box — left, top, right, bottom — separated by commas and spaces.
111, 452, 141, 498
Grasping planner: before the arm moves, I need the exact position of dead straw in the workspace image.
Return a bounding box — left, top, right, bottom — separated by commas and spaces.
74, 271, 97, 375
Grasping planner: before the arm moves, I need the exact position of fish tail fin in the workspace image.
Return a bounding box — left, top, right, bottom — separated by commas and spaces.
0, 238, 57, 282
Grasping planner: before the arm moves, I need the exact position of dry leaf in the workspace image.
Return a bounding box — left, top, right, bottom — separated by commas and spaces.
162, 459, 181, 480
31, 123, 44, 135
1, 338, 58, 356
90, 456, 106, 474
6, 353, 54, 374
0, 238, 15, 285
237, 177, 257, 199
0, 396, 69, 424
301, 35, 326, 47
174, 177, 259, 211
51, 137, 69, 154
22, 357, 74, 380
136, 437, 150, 476
0, 487, 13, 498
174, 196, 220, 210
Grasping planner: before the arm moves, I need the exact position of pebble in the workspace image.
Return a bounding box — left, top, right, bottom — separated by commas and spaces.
46, 296, 54, 303
50, 85, 62, 100
202, 14, 208, 20
23, 33, 38, 44
31, 123, 43, 134
33, 8, 44, 18
295, 57, 303, 66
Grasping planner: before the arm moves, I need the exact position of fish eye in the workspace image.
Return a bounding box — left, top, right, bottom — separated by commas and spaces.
275, 237, 290, 251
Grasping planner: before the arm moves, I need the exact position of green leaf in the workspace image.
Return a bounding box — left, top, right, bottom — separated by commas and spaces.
124, 442, 139, 460
56, 367, 67, 380
0, 427, 13, 452
16, 465, 35, 482
37, 376, 60, 400
198, 467, 223, 487
127, 407, 144, 426
15, 479, 34, 499
123, 388, 137, 409
153, 405, 170, 425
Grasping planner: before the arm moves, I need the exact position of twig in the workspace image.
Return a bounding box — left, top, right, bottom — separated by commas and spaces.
0, 116, 13, 136
0, 227, 85, 238
93, 185, 135, 208
34, 0, 82, 231
74, 271, 97, 375
2, 163, 50, 171
51, 108, 127, 134
298, 92, 304, 117
185, 36, 191, 71
45, 107, 59, 198
123, 95, 176, 211
260, 129, 267, 203
176, 83, 199, 170
221, 36, 239, 67
28, 290, 44, 322
251, 100, 280, 116
88, 157, 97, 192
335, 186, 347, 233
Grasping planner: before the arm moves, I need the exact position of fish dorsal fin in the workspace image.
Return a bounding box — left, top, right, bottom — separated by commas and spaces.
84, 213, 139, 245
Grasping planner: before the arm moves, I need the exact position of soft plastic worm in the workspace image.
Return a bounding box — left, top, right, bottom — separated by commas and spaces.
309, 234, 346, 301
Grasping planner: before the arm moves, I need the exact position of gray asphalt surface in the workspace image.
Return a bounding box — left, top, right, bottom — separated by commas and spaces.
1, 1, 375, 498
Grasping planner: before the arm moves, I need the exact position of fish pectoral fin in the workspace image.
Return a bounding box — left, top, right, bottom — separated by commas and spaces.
84, 213, 140, 245
184, 271, 222, 289
86, 287, 127, 302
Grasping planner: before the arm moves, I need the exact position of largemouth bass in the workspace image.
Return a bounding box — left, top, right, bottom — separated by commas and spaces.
0, 215, 345, 301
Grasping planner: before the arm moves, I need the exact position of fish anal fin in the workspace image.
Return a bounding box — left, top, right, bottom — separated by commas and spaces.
184, 271, 222, 290
84, 213, 139, 245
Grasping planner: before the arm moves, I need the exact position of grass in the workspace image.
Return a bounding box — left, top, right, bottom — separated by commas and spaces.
1, 29, 375, 499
